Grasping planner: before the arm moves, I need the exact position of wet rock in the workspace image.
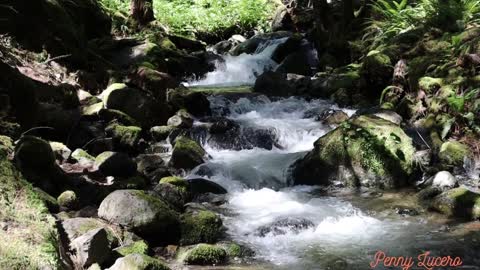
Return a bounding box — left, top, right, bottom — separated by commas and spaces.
129, 66, 178, 101
70, 228, 110, 268
182, 244, 227, 265
394, 206, 419, 216
107, 254, 170, 270
169, 136, 207, 170
114, 240, 149, 257
180, 210, 223, 245
136, 154, 169, 181
253, 71, 294, 97
231, 31, 293, 56
432, 171, 458, 189
71, 149, 95, 167
94, 151, 137, 177
275, 51, 312, 76
167, 109, 194, 129
168, 34, 206, 51
208, 124, 278, 150
373, 110, 403, 125
209, 118, 238, 134
99, 109, 140, 127
255, 217, 314, 237
291, 114, 416, 188
188, 178, 228, 196
271, 34, 303, 63
430, 187, 480, 219
98, 190, 179, 240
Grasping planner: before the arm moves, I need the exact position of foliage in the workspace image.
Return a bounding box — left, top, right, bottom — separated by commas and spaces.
99, 0, 276, 38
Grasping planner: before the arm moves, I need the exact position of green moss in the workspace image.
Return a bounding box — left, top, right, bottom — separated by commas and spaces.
106, 123, 142, 148
100, 109, 139, 126
57, 190, 78, 209
100, 83, 128, 103
418, 77, 444, 93
183, 244, 227, 265
71, 149, 95, 163
226, 243, 242, 258
180, 210, 223, 245
110, 254, 170, 270
82, 102, 104, 116
115, 240, 149, 257
439, 141, 471, 167
150, 126, 175, 141
433, 187, 480, 219
0, 141, 60, 269
160, 176, 188, 191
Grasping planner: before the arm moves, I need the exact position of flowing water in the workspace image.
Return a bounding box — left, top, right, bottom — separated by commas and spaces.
183, 38, 480, 270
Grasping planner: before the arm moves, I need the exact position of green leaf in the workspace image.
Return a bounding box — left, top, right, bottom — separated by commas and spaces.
447, 96, 465, 112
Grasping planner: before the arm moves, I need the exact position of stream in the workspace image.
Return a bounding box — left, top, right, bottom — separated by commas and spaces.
181, 38, 480, 270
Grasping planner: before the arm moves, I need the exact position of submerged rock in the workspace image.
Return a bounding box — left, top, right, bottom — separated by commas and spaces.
255, 217, 315, 237
291, 115, 416, 188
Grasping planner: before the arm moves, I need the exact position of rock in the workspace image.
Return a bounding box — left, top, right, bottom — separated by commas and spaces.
394, 206, 419, 216
168, 34, 206, 51
129, 66, 178, 101
180, 210, 223, 245
187, 178, 228, 196
231, 31, 293, 56
208, 124, 278, 150
360, 51, 393, 98
71, 149, 95, 166
169, 136, 207, 170
114, 240, 149, 257
291, 115, 416, 188
70, 228, 110, 268
154, 177, 191, 210
432, 171, 458, 189
150, 126, 176, 141
100, 83, 164, 127
107, 254, 170, 270
94, 151, 137, 177
99, 109, 140, 126
49, 141, 72, 162
167, 87, 211, 117
57, 190, 79, 210
136, 154, 168, 181
255, 217, 314, 237
219, 242, 255, 260
98, 190, 179, 239
271, 5, 295, 32
271, 34, 303, 63
62, 217, 121, 247
275, 51, 312, 76
439, 141, 471, 167
183, 244, 227, 265
430, 187, 480, 220
373, 110, 403, 125
15, 136, 56, 173
167, 109, 194, 128
209, 118, 238, 134
105, 123, 143, 152
253, 71, 294, 97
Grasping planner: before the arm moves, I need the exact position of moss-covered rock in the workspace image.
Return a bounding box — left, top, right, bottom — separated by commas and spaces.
114, 240, 149, 257
159, 176, 188, 191
98, 190, 179, 240
167, 109, 194, 129
106, 123, 143, 152
169, 136, 207, 170
49, 141, 71, 161
0, 138, 60, 269
154, 177, 191, 210
361, 50, 393, 98
62, 217, 122, 248
71, 148, 95, 166
57, 190, 78, 210
430, 187, 480, 220
182, 244, 227, 265
150, 126, 176, 141
180, 210, 223, 245
291, 114, 415, 188
99, 109, 140, 126
94, 151, 137, 177
438, 141, 471, 167
418, 77, 444, 94
167, 87, 211, 117
107, 254, 170, 270
82, 102, 104, 116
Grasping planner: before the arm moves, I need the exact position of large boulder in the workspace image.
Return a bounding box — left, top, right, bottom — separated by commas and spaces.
98, 190, 179, 239
167, 109, 194, 129
253, 71, 294, 97
70, 228, 111, 268
154, 177, 191, 210
128, 66, 178, 101
167, 87, 211, 117
360, 50, 393, 98
62, 217, 122, 248
275, 51, 312, 76
169, 136, 207, 170
107, 254, 170, 270
105, 123, 143, 153
291, 115, 416, 188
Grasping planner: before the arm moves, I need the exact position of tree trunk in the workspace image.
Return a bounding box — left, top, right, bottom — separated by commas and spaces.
130, 0, 154, 26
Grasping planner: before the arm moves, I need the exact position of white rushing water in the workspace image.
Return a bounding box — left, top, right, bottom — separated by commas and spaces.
188, 37, 288, 86
183, 39, 480, 269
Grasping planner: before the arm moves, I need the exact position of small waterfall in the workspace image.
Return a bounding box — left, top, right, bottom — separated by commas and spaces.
189, 37, 288, 87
